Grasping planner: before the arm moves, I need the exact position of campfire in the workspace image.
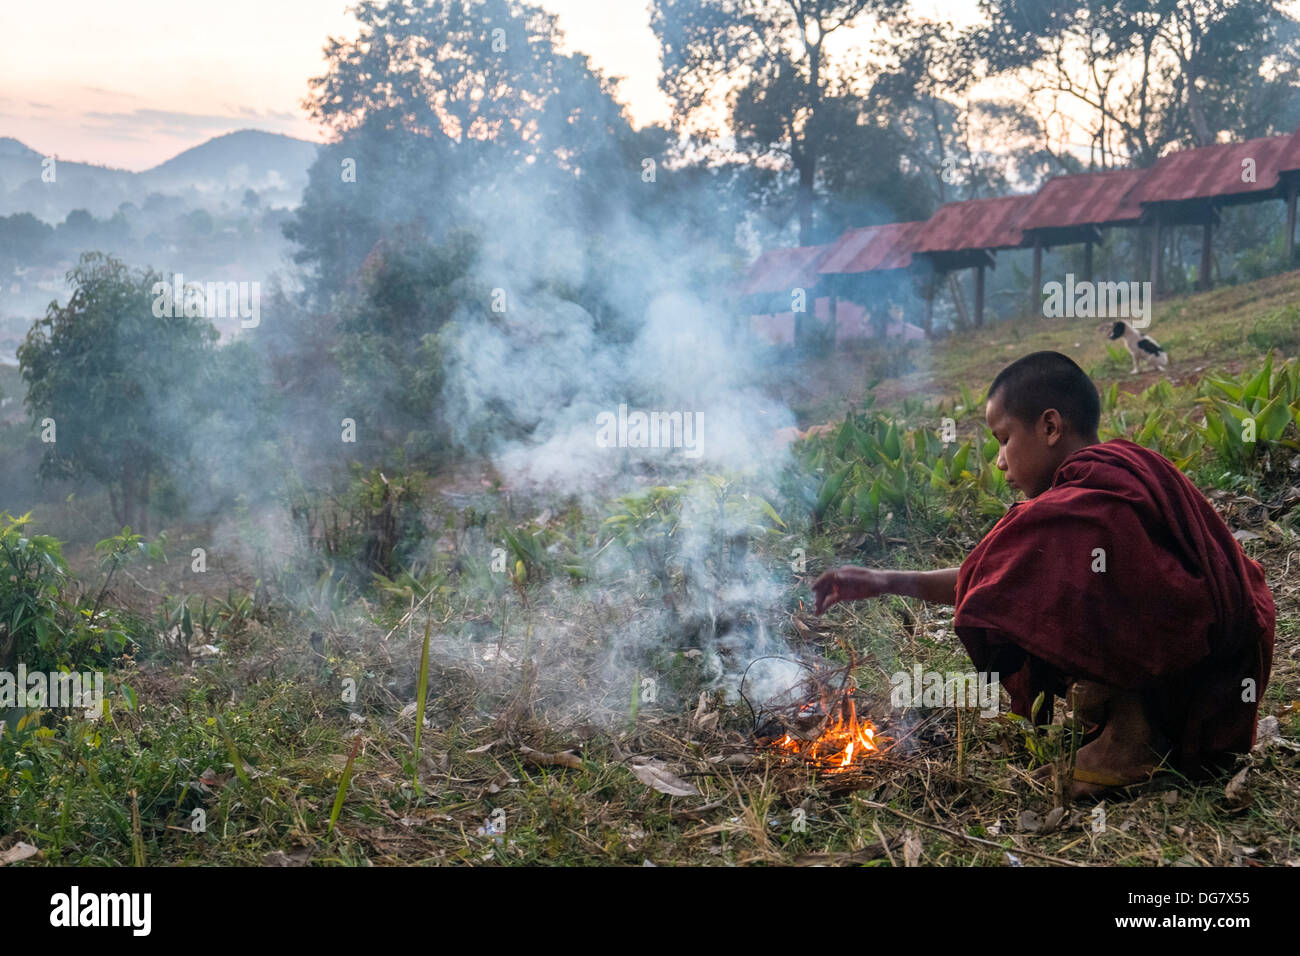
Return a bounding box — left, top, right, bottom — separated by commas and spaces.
752, 670, 890, 771
769, 689, 886, 770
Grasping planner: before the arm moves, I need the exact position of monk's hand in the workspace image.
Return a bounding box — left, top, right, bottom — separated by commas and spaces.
811, 566, 887, 615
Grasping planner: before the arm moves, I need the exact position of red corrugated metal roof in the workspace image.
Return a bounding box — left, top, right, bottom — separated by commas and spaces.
913, 194, 1034, 253
1125, 134, 1292, 205
738, 243, 832, 296
816, 220, 926, 275
1018, 168, 1148, 230
741, 128, 1300, 293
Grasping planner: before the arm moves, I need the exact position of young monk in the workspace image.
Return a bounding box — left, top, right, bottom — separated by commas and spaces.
812, 351, 1275, 795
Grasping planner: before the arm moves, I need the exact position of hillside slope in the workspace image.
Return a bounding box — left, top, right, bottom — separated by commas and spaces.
771, 269, 1300, 426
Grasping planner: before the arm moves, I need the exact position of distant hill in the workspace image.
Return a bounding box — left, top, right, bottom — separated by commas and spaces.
0, 130, 319, 222
139, 130, 319, 202
0, 137, 137, 221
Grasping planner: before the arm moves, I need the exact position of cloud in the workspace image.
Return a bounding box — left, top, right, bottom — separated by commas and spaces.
80, 86, 140, 99
234, 104, 296, 121
28, 102, 53, 110
78, 125, 150, 143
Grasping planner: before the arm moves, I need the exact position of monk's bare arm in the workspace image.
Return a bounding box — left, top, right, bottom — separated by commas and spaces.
811, 566, 960, 613
883, 568, 959, 605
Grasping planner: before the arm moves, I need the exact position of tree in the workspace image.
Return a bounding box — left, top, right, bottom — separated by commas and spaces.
184, 208, 213, 237
0, 212, 53, 265
18, 252, 219, 534
974, 0, 1300, 167
651, 0, 908, 244
288, 0, 640, 304
330, 230, 475, 464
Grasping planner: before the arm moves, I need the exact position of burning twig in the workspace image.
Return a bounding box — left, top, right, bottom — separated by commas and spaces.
748, 649, 892, 772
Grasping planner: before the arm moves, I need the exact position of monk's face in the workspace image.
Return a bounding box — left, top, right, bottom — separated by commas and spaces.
985, 391, 1068, 498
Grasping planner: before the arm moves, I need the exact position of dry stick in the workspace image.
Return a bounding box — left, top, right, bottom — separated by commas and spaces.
871, 818, 898, 866
857, 798, 1087, 867
383, 585, 440, 642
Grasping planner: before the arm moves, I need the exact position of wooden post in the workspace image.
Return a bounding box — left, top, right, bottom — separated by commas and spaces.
1083, 240, 1093, 283
1199, 218, 1213, 291
948, 273, 970, 328
924, 274, 936, 334
1287, 180, 1297, 265
973, 264, 985, 328
1150, 215, 1162, 297
1031, 239, 1043, 315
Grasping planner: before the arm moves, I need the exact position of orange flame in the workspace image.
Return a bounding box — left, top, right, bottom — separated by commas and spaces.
768, 694, 885, 771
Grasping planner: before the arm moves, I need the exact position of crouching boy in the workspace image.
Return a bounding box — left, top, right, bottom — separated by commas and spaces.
813, 351, 1275, 794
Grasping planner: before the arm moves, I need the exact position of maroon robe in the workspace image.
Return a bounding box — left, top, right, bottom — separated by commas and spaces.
954, 438, 1275, 776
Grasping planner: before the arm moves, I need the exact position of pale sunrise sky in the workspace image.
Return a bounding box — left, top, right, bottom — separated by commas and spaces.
0, 0, 986, 171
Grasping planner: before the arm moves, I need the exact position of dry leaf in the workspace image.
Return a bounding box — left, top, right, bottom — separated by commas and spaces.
1225, 767, 1250, 805
902, 830, 923, 867
483, 770, 518, 795
1253, 716, 1280, 751
709, 753, 757, 768
629, 760, 699, 797
691, 692, 720, 733
0, 842, 38, 865
519, 745, 582, 770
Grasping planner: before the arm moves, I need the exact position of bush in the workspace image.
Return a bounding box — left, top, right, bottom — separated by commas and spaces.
0, 514, 151, 675
0, 513, 67, 673
800, 405, 1009, 548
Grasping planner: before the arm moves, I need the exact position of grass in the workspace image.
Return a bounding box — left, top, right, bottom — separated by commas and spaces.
772, 268, 1300, 429
1, 274, 1299, 866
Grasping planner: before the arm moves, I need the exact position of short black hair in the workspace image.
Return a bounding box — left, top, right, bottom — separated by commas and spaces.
987, 351, 1100, 436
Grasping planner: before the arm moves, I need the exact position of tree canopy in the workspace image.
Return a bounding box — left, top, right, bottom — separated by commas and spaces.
17, 253, 220, 533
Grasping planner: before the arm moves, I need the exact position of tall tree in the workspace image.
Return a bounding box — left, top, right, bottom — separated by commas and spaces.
289, 0, 644, 304
974, 0, 1300, 167
652, 0, 908, 244
18, 253, 218, 534
869, 19, 1056, 208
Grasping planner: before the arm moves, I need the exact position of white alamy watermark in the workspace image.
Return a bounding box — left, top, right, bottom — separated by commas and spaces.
0, 665, 104, 718
595, 404, 703, 458
1042, 274, 1150, 328
890, 665, 1000, 718
152, 273, 260, 328
49, 886, 151, 936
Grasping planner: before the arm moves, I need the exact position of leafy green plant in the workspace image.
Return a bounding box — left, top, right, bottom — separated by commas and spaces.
0, 515, 156, 675
155, 590, 251, 663
1196, 351, 1300, 472
601, 476, 784, 593
803, 410, 1009, 543
0, 512, 68, 672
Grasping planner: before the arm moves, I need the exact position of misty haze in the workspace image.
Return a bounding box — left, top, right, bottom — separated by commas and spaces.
0, 0, 1297, 903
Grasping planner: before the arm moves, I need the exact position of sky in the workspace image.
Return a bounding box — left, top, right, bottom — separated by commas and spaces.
0, 0, 985, 171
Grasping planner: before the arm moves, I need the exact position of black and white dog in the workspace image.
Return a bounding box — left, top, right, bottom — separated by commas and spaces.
1108, 320, 1169, 374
